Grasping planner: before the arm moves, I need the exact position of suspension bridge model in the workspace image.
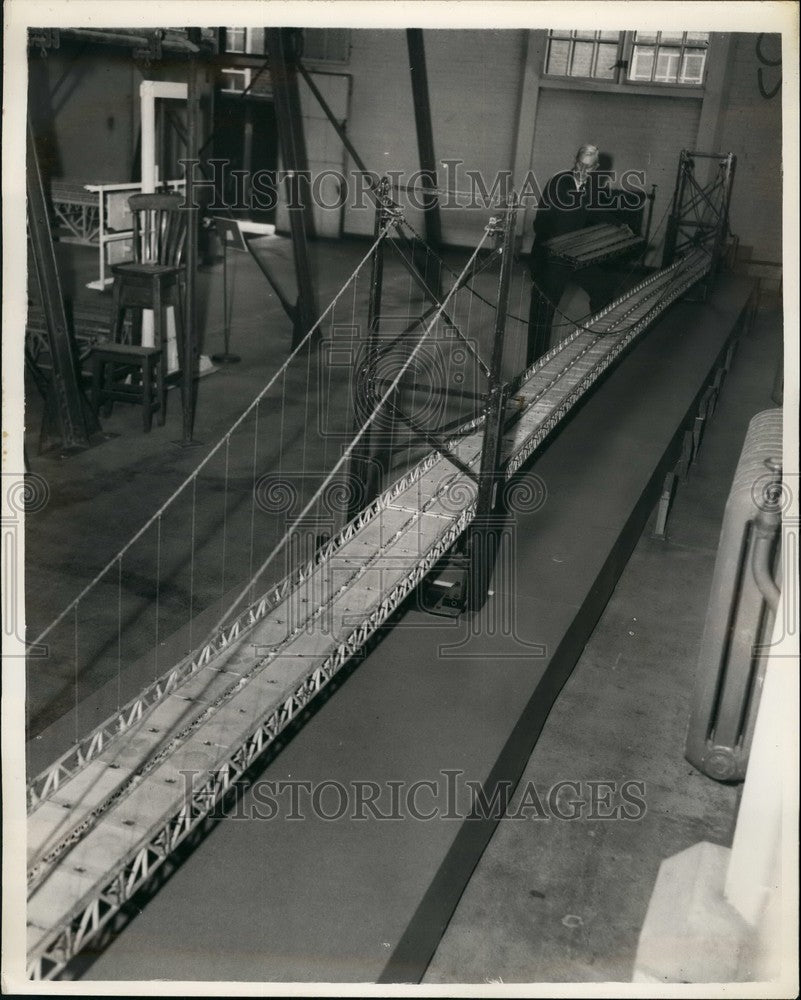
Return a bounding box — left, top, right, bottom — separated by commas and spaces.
24, 154, 731, 978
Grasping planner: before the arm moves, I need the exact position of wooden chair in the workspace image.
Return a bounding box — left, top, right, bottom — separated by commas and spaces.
93, 193, 187, 429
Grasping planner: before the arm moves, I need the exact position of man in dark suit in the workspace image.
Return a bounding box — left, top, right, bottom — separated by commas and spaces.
526, 144, 616, 367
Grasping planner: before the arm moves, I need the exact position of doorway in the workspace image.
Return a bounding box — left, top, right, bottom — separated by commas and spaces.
212, 93, 278, 223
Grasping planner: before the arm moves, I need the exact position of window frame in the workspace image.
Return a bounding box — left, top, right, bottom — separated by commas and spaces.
623, 31, 710, 87
544, 30, 626, 82
300, 27, 352, 66
219, 66, 252, 95
543, 29, 710, 91
222, 27, 266, 56
223, 27, 248, 54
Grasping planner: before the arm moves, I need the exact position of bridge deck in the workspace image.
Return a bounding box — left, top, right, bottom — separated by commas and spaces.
26, 252, 713, 978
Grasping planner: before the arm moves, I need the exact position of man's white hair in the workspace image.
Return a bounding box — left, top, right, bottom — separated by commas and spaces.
576, 144, 600, 160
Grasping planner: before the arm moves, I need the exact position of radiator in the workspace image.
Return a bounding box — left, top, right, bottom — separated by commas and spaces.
685, 408, 783, 782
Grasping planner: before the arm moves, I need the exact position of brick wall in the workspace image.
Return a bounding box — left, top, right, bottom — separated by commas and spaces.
342, 29, 525, 245
341, 29, 419, 237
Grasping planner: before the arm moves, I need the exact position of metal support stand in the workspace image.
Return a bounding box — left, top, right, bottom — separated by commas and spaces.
210, 219, 242, 364
466, 197, 519, 612
265, 28, 319, 349
652, 472, 677, 541
347, 179, 391, 522
26, 122, 98, 452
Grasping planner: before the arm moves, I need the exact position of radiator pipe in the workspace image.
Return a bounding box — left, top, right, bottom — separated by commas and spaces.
751, 458, 782, 613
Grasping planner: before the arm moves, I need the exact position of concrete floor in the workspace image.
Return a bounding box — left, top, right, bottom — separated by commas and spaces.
22, 236, 782, 982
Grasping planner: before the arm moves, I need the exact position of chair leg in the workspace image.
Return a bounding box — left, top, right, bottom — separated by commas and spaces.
111, 280, 126, 344
175, 283, 187, 364
173, 286, 187, 413
154, 280, 171, 420
153, 276, 163, 348
131, 307, 142, 347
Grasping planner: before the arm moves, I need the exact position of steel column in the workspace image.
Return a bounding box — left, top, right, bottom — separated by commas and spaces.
265, 28, 318, 348
26, 122, 97, 451
406, 29, 442, 294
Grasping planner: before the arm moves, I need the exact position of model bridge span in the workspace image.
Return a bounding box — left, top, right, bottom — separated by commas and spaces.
26, 231, 710, 978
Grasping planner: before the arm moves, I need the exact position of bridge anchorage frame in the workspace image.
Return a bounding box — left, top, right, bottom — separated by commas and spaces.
663, 149, 737, 302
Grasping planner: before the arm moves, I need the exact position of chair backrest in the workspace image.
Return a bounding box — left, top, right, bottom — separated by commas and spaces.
127, 193, 187, 267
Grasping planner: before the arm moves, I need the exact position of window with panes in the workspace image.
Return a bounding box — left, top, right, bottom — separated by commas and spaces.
219, 67, 252, 94
544, 29, 710, 87
224, 27, 247, 54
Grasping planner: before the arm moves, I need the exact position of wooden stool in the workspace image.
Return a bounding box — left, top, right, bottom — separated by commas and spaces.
90, 343, 163, 432
109, 193, 187, 422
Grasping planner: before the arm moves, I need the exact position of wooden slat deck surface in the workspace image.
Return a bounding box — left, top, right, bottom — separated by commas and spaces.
26, 251, 709, 974
543, 222, 644, 266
